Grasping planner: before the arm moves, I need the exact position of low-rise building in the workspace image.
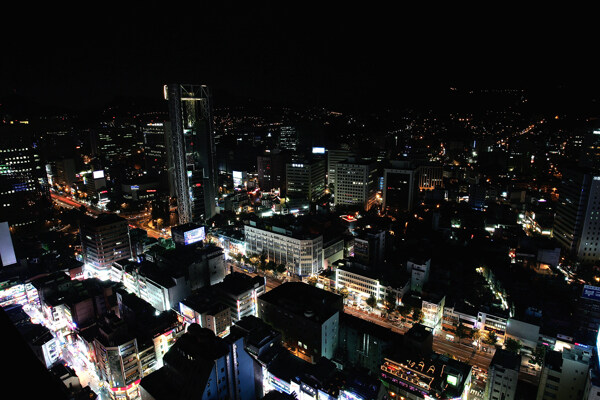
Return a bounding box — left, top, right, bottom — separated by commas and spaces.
244, 220, 323, 277
421, 293, 445, 334
484, 349, 521, 400
258, 282, 343, 363
536, 345, 593, 400
335, 262, 409, 305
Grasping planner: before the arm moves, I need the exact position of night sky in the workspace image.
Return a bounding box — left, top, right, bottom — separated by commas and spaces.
2, 5, 598, 112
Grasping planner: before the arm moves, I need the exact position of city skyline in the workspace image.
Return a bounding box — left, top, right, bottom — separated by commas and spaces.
5, 5, 600, 400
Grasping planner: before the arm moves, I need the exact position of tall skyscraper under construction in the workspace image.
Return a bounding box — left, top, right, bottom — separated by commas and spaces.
164, 84, 217, 224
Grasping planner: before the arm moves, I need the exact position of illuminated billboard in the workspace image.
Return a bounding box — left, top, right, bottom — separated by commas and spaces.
312, 147, 326, 154
233, 171, 243, 187
184, 226, 205, 245
93, 170, 105, 179
597, 327, 600, 365
582, 285, 600, 302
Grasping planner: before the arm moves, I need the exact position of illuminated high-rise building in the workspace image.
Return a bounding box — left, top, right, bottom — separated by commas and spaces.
553, 166, 600, 264
0, 124, 50, 231
334, 157, 378, 211
279, 126, 298, 152
164, 84, 217, 224
80, 213, 132, 280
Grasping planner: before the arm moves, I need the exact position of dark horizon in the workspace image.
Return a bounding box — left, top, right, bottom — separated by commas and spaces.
3, 5, 600, 115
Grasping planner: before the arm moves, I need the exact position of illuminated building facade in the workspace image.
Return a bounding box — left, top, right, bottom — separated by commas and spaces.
80, 213, 132, 280
212, 272, 265, 322
335, 264, 408, 304
334, 158, 378, 211
553, 167, 600, 264
164, 84, 217, 224
380, 354, 472, 400
327, 149, 354, 194
279, 126, 299, 152
142, 120, 167, 173
244, 222, 323, 277
417, 164, 444, 191
286, 158, 326, 202
0, 125, 50, 230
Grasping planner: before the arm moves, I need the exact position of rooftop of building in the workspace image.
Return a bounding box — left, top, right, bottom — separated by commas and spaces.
404, 323, 433, 344
381, 351, 472, 399
180, 291, 230, 315
170, 222, 202, 235
17, 321, 55, 346
43, 277, 119, 309
337, 260, 410, 288
79, 212, 127, 228
116, 288, 180, 338
544, 350, 564, 371
261, 391, 298, 400
491, 348, 521, 371
336, 156, 376, 166
258, 282, 343, 323
230, 316, 281, 352
213, 272, 265, 297
340, 312, 401, 343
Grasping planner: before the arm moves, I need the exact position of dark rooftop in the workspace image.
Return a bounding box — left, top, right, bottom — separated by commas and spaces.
491, 348, 521, 371
258, 282, 343, 323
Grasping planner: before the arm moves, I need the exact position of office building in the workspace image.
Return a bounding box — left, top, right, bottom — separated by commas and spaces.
142, 119, 167, 173
179, 294, 232, 338
484, 349, 520, 400
112, 259, 191, 313
244, 220, 323, 277
53, 157, 77, 188
352, 227, 386, 267
335, 262, 409, 304
212, 272, 266, 322
417, 163, 444, 191
421, 293, 446, 334
139, 324, 256, 400
0, 125, 50, 230
279, 126, 299, 152
327, 149, 354, 194
334, 158, 378, 211
148, 243, 226, 290
229, 316, 283, 399
553, 167, 600, 264
576, 285, 600, 345
80, 213, 132, 280
92, 313, 146, 399
257, 149, 287, 193
337, 312, 401, 374
407, 258, 431, 293
258, 282, 343, 363
536, 345, 593, 400
383, 160, 418, 213
286, 158, 326, 202
583, 355, 600, 400
164, 84, 217, 224
115, 289, 185, 371
84, 169, 108, 200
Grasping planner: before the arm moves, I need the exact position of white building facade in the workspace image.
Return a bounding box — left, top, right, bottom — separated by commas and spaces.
244, 224, 323, 277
